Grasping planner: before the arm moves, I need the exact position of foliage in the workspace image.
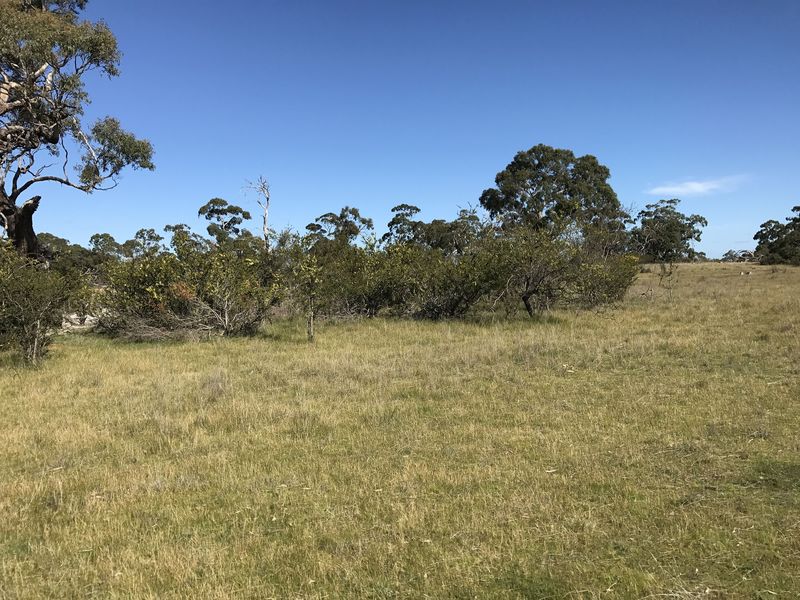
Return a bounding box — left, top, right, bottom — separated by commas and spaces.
5, 143, 646, 354
189, 236, 282, 336
721, 249, 755, 263
290, 234, 322, 340
0, 242, 81, 363
630, 198, 707, 263
100, 217, 281, 339
573, 253, 640, 307
301, 207, 379, 317
99, 241, 183, 336
478, 144, 630, 250
37, 232, 100, 274
306, 206, 374, 245
754, 206, 800, 265
198, 198, 252, 243
382, 205, 485, 255
399, 240, 504, 319
475, 145, 636, 314
284, 188, 638, 321
0, 0, 154, 254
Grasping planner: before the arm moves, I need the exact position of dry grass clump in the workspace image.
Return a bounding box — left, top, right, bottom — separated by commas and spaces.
1, 263, 798, 598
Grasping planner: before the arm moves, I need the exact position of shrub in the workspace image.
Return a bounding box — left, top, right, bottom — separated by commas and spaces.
98, 233, 281, 340
0, 245, 82, 364
573, 254, 639, 307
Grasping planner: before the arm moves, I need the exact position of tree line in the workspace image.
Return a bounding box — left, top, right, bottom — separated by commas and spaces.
1, 1, 795, 365
2, 138, 714, 364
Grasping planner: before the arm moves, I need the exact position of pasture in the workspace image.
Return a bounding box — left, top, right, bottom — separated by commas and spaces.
1, 263, 798, 598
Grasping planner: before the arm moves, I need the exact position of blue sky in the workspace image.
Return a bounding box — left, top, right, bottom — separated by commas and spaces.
31, 0, 800, 257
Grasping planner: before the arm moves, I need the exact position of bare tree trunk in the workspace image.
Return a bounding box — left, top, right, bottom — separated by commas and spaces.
521, 293, 535, 318
246, 176, 270, 245
1, 196, 41, 256
306, 297, 315, 342
263, 196, 269, 248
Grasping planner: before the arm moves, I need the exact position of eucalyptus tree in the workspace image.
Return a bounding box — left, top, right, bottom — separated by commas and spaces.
631, 199, 707, 263
198, 198, 252, 243
478, 144, 629, 245
0, 0, 154, 255
479, 144, 632, 315
753, 206, 800, 265
305, 206, 374, 246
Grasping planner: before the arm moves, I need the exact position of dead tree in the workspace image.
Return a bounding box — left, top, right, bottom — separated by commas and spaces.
246, 176, 271, 245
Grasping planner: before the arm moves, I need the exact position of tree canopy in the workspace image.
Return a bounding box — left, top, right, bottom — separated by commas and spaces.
478, 144, 628, 243
0, 0, 154, 255
754, 206, 800, 265
198, 198, 252, 243
631, 199, 707, 263
382, 204, 484, 255
305, 206, 373, 245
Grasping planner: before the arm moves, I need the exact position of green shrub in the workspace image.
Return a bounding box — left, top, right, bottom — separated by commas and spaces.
0, 245, 82, 364
573, 254, 639, 307
99, 233, 281, 340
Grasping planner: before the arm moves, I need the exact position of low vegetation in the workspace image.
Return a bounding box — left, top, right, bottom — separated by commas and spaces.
1, 263, 798, 597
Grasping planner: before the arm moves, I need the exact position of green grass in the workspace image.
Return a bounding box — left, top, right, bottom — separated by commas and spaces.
1, 263, 799, 598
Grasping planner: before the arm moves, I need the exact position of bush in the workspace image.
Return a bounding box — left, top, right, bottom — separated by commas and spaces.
411, 243, 506, 320
98, 233, 281, 340
479, 228, 639, 316
296, 225, 640, 321
356, 241, 504, 320
574, 254, 639, 307
98, 252, 195, 339
0, 245, 81, 364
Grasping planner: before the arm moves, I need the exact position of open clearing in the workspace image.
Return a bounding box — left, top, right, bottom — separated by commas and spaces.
1, 264, 798, 598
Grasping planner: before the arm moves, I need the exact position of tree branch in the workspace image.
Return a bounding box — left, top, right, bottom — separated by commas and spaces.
10, 175, 89, 201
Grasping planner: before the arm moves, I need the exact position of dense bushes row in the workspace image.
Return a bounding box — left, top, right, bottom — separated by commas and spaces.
2, 144, 660, 363
1, 202, 639, 364
98, 229, 282, 340
101, 220, 637, 326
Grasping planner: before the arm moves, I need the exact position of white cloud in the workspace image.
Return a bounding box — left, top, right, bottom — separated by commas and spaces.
645, 175, 747, 197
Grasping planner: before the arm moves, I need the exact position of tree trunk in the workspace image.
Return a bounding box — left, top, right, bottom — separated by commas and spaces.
1, 196, 41, 256
263, 199, 269, 250
521, 275, 536, 318
521, 293, 535, 318
306, 297, 315, 342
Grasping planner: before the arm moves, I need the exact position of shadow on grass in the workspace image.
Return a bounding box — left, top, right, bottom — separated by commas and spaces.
464, 313, 568, 328
743, 459, 800, 492
0, 350, 27, 369
63, 314, 571, 349
65, 329, 205, 350
492, 564, 570, 599
260, 318, 311, 344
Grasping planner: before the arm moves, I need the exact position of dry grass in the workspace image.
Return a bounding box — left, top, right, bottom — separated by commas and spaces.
1, 263, 798, 598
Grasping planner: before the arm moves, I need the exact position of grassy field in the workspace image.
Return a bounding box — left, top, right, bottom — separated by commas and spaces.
1, 263, 798, 598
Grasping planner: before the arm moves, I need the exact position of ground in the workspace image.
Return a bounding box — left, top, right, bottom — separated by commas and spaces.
1, 263, 798, 598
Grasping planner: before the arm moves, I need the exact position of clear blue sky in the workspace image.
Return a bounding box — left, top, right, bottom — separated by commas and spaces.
34, 0, 800, 257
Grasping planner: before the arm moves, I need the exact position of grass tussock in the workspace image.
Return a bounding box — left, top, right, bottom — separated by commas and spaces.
1, 263, 799, 598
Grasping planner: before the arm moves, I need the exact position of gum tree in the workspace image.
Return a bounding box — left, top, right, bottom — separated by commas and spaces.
478, 144, 629, 245
479, 144, 632, 315
753, 206, 800, 265
0, 0, 154, 256
631, 198, 707, 263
